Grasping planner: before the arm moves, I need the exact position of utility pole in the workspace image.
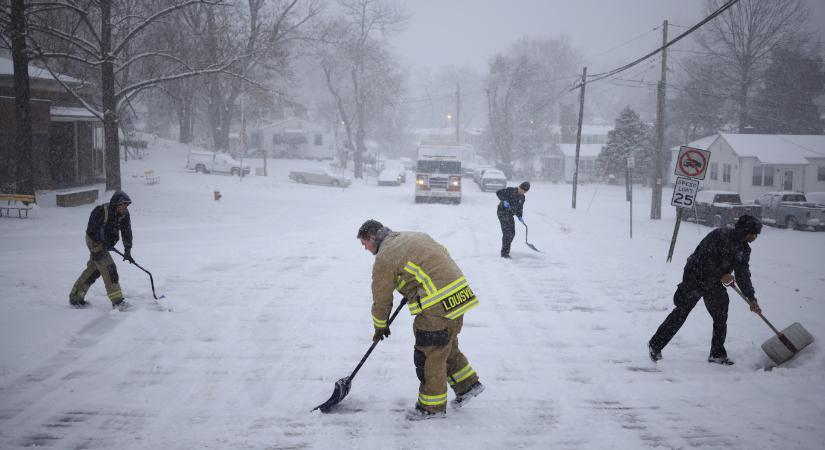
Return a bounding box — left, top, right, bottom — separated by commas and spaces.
572, 66, 587, 209
455, 82, 461, 143
651, 20, 668, 220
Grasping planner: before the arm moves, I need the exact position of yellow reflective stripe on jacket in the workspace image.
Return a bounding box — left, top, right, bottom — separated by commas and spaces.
395, 275, 406, 291
103, 203, 109, 224
408, 276, 469, 315
448, 364, 476, 386
444, 296, 479, 319
404, 262, 436, 296
418, 392, 447, 406
372, 315, 387, 328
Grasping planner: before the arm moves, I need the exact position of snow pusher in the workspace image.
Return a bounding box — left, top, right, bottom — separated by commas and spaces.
313, 298, 407, 413
728, 283, 813, 365
520, 220, 540, 252
112, 247, 170, 310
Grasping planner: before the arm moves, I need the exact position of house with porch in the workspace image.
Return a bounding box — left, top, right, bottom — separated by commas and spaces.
0, 56, 104, 206
250, 117, 335, 160
669, 133, 825, 201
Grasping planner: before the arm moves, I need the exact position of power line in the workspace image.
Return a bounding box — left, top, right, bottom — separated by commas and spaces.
567, 0, 742, 92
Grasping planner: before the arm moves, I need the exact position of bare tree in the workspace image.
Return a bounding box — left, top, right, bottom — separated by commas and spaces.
2, 0, 34, 194
698, 0, 810, 132
200, 0, 319, 153
484, 37, 581, 177
2, 0, 254, 190
315, 0, 407, 179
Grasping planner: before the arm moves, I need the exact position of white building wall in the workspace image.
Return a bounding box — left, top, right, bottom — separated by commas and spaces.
803, 158, 825, 193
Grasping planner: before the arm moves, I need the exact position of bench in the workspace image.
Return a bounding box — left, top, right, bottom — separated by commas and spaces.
144, 170, 160, 185
0, 194, 36, 218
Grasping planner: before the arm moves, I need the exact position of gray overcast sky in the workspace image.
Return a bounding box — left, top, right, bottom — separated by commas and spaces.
394, 0, 825, 73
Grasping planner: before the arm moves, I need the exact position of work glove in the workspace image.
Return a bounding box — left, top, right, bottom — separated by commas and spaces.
517, 215, 524, 224
748, 297, 761, 314
123, 248, 135, 263
502, 200, 510, 209
373, 327, 390, 343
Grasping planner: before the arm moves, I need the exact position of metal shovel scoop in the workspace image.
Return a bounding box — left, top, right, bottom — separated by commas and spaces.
729, 284, 814, 365
313, 298, 407, 413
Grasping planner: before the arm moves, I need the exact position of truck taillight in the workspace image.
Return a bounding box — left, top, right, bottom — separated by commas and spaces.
416, 174, 429, 190
447, 175, 461, 191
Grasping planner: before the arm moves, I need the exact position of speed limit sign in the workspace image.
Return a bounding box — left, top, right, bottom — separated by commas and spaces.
671, 176, 700, 208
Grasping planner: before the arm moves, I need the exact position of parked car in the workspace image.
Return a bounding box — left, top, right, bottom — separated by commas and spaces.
472, 166, 496, 186
186, 150, 250, 176
377, 168, 403, 186
479, 169, 508, 192
288, 167, 351, 187
684, 190, 762, 229
755, 191, 825, 230
380, 161, 406, 183
805, 191, 825, 205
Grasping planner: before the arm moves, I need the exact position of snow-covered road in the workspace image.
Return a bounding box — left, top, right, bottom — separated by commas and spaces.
1, 139, 823, 449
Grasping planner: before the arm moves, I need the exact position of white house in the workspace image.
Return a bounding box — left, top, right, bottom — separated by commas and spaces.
250, 117, 335, 160
558, 143, 603, 182
669, 133, 825, 201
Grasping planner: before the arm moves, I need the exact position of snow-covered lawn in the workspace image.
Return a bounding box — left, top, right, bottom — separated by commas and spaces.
1, 138, 823, 449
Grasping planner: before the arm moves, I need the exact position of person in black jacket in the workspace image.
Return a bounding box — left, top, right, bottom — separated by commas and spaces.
496, 181, 530, 258
648, 215, 763, 365
69, 191, 135, 310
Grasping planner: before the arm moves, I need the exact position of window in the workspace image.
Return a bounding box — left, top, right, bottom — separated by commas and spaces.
710, 163, 718, 181
819, 166, 825, 182
763, 166, 774, 186
314, 134, 323, 146
752, 165, 774, 186
723, 164, 731, 183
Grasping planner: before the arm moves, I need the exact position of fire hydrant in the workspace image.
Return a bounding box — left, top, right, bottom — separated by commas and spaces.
213, 190, 222, 201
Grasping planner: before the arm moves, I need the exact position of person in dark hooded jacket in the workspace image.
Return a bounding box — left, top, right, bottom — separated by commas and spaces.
496, 181, 530, 258
648, 215, 763, 365
69, 191, 135, 310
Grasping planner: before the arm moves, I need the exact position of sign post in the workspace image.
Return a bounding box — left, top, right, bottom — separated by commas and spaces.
626, 156, 635, 238
667, 146, 711, 262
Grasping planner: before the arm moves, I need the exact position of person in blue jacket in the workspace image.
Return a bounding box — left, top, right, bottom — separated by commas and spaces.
495, 181, 530, 258
69, 191, 135, 310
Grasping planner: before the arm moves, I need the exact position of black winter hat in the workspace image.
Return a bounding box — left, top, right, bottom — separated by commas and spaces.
519, 181, 531, 192
357, 219, 384, 239
110, 190, 132, 205
735, 214, 762, 234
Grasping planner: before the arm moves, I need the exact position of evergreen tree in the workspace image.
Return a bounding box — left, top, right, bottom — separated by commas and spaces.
598, 106, 655, 183
751, 46, 825, 134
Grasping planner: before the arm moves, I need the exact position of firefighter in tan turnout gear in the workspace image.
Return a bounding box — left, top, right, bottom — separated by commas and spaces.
357, 219, 484, 420
69, 191, 135, 311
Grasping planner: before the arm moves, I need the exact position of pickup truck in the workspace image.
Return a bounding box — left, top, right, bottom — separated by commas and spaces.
186, 150, 250, 176
684, 190, 762, 229
755, 191, 825, 231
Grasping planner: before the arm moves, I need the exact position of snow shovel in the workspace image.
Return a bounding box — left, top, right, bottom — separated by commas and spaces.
729, 283, 814, 365
519, 219, 540, 252
313, 298, 408, 413
112, 247, 166, 301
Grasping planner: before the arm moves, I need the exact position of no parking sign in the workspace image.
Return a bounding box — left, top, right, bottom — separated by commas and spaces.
674, 146, 711, 180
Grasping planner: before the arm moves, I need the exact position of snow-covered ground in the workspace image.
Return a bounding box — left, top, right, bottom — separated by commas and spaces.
1, 138, 823, 449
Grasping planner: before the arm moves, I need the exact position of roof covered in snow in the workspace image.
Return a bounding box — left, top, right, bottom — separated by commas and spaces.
0, 56, 82, 84
559, 143, 603, 158
719, 133, 825, 165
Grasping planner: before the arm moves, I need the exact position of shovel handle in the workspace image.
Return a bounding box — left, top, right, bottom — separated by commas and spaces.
727, 283, 783, 336
348, 298, 408, 381
111, 247, 159, 300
